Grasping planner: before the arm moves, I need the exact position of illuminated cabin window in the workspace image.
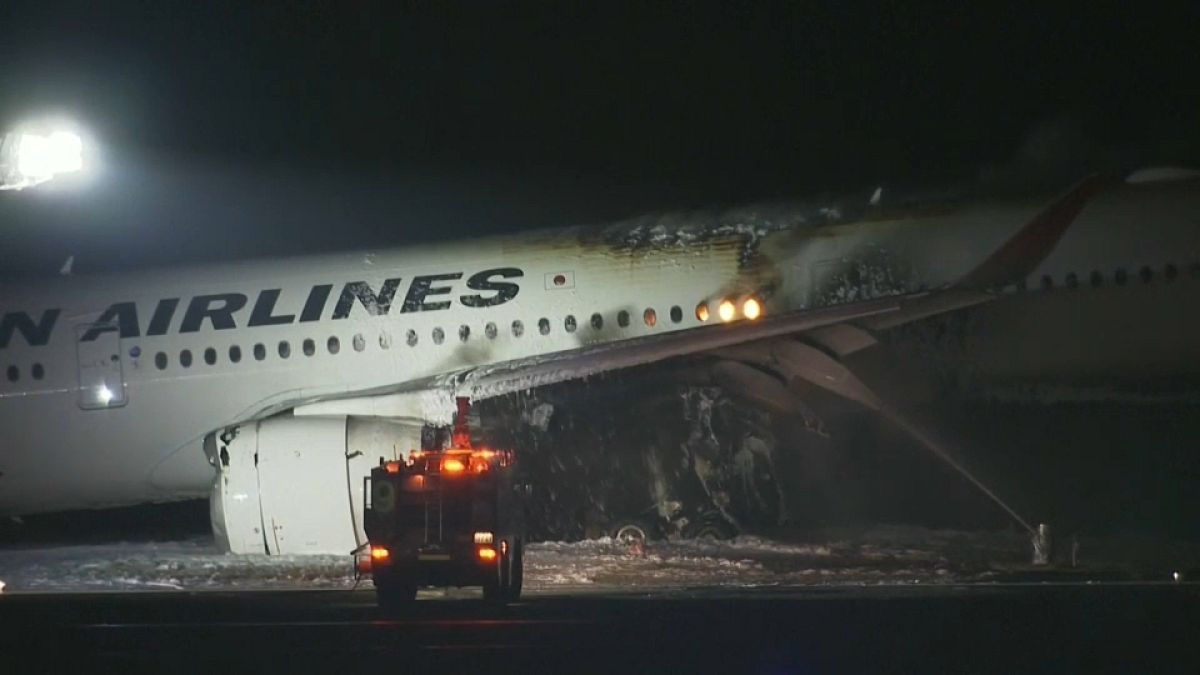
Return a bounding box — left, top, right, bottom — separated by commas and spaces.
432, 327, 445, 345
1065, 272, 1078, 289
1090, 270, 1103, 288
353, 333, 366, 352
229, 345, 242, 363
485, 322, 498, 339
1165, 264, 1178, 282
512, 320, 524, 338
302, 339, 315, 356
180, 349, 193, 368
254, 343, 267, 360
591, 313, 603, 330
6, 365, 17, 382
204, 347, 217, 365
327, 336, 340, 354
32, 363, 44, 380
155, 352, 168, 370
564, 315, 577, 333
695, 302, 710, 322
459, 325, 470, 342
278, 341, 291, 359
1114, 268, 1128, 286
379, 332, 391, 349
670, 306, 683, 323
406, 329, 418, 347
538, 318, 550, 335
1140, 266, 1153, 283
617, 310, 630, 328
644, 308, 657, 327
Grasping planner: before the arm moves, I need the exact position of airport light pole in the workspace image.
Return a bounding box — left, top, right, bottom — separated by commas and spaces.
0, 128, 84, 190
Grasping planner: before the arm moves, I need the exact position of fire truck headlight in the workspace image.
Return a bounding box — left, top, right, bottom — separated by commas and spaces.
477, 546, 497, 562
370, 546, 390, 561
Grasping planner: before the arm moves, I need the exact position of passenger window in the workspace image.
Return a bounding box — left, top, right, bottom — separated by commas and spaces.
278, 341, 291, 359
180, 349, 193, 368
644, 308, 657, 326
670, 306, 683, 323
432, 327, 445, 345
353, 333, 366, 352
32, 363, 44, 380
1040, 275, 1053, 290
459, 325, 470, 342
204, 347, 217, 365
1065, 272, 1078, 289
379, 332, 392, 349
564, 315, 577, 333
617, 310, 630, 328
512, 320, 524, 338
1139, 266, 1153, 283
406, 329, 418, 347
1165, 264, 1178, 281
1090, 271, 1103, 288
327, 336, 340, 354
255, 343, 267, 360
538, 318, 550, 335
229, 345, 242, 363
1114, 268, 1128, 286
485, 322, 498, 339
303, 338, 315, 356
6, 365, 18, 382
155, 352, 168, 370
591, 313, 603, 330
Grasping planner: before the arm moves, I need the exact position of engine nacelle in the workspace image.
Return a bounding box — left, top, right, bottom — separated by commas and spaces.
207, 414, 420, 554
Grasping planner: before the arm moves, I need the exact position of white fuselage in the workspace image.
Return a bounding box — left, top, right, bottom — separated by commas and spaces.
1, 177, 1198, 517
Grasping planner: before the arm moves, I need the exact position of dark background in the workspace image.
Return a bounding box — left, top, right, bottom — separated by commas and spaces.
1, 2, 1197, 276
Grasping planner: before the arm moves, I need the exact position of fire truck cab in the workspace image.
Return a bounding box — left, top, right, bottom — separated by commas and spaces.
360, 409, 525, 608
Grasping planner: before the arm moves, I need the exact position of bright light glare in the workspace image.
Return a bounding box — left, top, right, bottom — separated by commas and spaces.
370, 546, 390, 560
17, 131, 82, 179
97, 385, 114, 404
717, 300, 736, 322
442, 457, 466, 473
696, 303, 710, 322
743, 297, 762, 320
477, 546, 497, 561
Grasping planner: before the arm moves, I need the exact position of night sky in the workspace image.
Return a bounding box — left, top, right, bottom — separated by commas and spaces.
1, 3, 1196, 277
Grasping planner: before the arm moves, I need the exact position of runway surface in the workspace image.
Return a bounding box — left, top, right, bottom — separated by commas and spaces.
2, 583, 1199, 674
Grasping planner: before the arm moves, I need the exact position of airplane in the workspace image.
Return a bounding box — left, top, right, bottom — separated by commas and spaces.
1, 167, 1197, 554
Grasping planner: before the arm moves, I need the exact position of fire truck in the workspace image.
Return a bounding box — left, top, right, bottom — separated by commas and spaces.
359, 400, 526, 608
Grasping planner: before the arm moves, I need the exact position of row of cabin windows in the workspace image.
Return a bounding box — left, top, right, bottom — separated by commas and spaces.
5, 363, 45, 382
1036, 262, 1199, 291
148, 306, 689, 370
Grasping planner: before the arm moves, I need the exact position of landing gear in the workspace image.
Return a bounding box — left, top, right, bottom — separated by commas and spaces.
483, 537, 523, 603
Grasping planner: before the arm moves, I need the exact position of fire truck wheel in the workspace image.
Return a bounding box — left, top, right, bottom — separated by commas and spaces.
506, 538, 523, 601
483, 537, 522, 603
